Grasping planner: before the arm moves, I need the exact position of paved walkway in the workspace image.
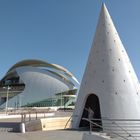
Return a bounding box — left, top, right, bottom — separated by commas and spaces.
0, 130, 84, 140
0, 111, 80, 139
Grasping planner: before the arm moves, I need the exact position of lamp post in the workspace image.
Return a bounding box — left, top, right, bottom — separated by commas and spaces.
19, 94, 23, 108
3, 85, 11, 115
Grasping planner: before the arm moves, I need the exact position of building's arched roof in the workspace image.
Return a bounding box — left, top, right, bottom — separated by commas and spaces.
3, 59, 79, 86
7, 59, 73, 77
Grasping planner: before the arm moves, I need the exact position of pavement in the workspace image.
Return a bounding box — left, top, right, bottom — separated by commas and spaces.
0, 111, 83, 140
0, 130, 84, 140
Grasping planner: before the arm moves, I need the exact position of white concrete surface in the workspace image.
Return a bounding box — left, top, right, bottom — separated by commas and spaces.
0, 130, 84, 140
82, 132, 110, 140
72, 3, 140, 132
20, 123, 25, 133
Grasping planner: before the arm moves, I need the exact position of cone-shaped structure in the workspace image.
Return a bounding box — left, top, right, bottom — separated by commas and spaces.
72, 3, 140, 130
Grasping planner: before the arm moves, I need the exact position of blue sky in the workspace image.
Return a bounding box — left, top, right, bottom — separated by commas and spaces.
0, 0, 140, 83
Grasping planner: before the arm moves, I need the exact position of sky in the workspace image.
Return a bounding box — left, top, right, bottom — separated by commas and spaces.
0, 0, 140, 83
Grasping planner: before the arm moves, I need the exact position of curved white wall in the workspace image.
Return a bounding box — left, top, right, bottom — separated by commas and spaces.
3, 66, 74, 107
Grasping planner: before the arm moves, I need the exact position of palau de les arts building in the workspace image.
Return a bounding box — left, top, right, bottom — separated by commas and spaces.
0, 59, 79, 109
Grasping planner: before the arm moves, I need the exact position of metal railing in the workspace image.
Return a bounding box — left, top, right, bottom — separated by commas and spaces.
0, 128, 13, 132
102, 118, 140, 139
64, 114, 78, 129
20, 108, 51, 122
82, 118, 140, 140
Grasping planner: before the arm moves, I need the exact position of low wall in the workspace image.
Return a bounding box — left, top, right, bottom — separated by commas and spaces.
25, 117, 70, 132
25, 119, 42, 131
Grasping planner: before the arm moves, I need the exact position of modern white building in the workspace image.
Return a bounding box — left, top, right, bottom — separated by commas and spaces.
72, 3, 140, 138
0, 59, 79, 109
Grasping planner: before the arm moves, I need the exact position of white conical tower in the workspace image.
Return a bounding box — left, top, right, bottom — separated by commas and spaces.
72, 3, 140, 130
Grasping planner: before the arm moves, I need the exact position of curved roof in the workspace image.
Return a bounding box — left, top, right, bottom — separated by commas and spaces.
4, 59, 79, 86
8, 59, 73, 77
